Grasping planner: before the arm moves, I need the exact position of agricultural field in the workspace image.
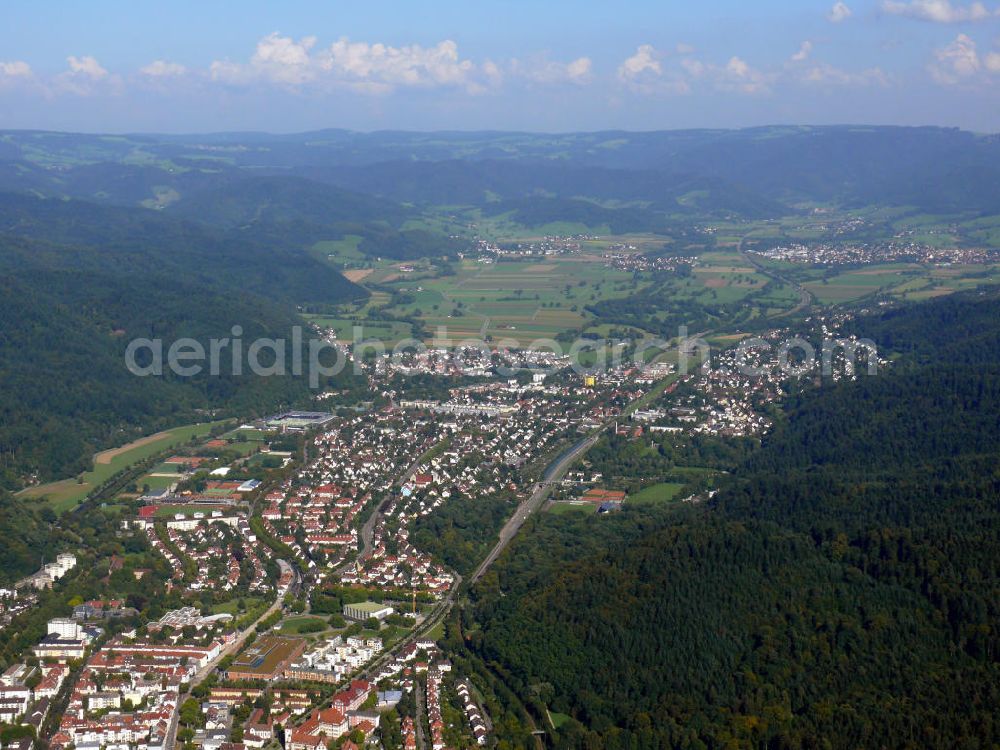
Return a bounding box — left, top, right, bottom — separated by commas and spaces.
311, 219, 1000, 355
404, 259, 635, 345
19, 420, 229, 511
798, 262, 1000, 305
317, 245, 804, 349
690, 252, 772, 304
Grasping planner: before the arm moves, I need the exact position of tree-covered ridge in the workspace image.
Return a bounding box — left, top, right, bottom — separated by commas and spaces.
0, 491, 57, 586
0, 192, 369, 487
168, 175, 411, 229
467, 289, 1000, 749
0, 191, 365, 303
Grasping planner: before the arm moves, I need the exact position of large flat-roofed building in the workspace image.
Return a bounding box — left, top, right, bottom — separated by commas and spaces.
227, 636, 307, 681
263, 412, 335, 432
343, 601, 394, 622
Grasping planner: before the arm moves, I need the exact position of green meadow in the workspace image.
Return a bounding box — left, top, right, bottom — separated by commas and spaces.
20, 420, 228, 511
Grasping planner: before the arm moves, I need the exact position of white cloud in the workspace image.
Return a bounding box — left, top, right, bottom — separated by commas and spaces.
321, 38, 477, 90
566, 57, 592, 81
253, 32, 317, 84
209, 33, 318, 86
882, 0, 997, 22
929, 33, 982, 82
0, 60, 32, 80
0, 60, 33, 93
726, 57, 751, 78
140, 60, 187, 78
986, 51, 1000, 71
791, 41, 814, 62
720, 56, 772, 93
616, 45, 690, 94
482, 59, 504, 87
681, 58, 707, 78
56, 55, 118, 95
618, 44, 662, 81
675, 43, 696, 55
210, 33, 484, 93
510, 55, 593, 85
828, 2, 853, 22
672, 54, 772, 94
66, 55, 108, 80
209, 59, 246, 84
783, 38, 890, 87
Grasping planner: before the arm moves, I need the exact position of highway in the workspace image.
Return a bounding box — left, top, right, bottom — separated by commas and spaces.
469, 433, 598, 584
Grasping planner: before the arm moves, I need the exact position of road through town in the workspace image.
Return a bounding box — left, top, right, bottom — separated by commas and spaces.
169, 561, 297, 748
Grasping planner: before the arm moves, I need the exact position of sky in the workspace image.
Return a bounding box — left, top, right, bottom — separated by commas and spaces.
1, 0, 999, 133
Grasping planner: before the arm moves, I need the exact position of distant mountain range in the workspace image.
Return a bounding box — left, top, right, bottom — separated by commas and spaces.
3, 125, 1000, 216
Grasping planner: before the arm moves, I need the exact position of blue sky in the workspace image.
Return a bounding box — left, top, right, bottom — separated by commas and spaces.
1, 0, 998, 132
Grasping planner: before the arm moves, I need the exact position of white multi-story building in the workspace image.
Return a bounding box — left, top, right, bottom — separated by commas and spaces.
48, 618, 82, 640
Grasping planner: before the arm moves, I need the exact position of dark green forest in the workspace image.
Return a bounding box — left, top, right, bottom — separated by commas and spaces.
0, 192, 368, 487
464, 289, 1000, 750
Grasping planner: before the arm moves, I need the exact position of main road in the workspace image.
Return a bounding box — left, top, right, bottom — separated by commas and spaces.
339, 435, 451, 575
468, 433, 599, 585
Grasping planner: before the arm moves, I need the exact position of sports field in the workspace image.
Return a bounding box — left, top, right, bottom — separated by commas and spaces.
548, 501, 596, 516
20, 420, 229, 511
630, 482, 686, 505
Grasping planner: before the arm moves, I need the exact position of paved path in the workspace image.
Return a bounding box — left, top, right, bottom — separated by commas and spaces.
414, 681, 428, 750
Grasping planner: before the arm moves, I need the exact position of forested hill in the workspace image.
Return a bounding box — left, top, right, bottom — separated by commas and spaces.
0, 191, 365, 302
467, 289, 1000, 750
0, 193, 368, 489
168, 175, 411, 229
164, 177, 467, 261
0, 490, 57, 586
